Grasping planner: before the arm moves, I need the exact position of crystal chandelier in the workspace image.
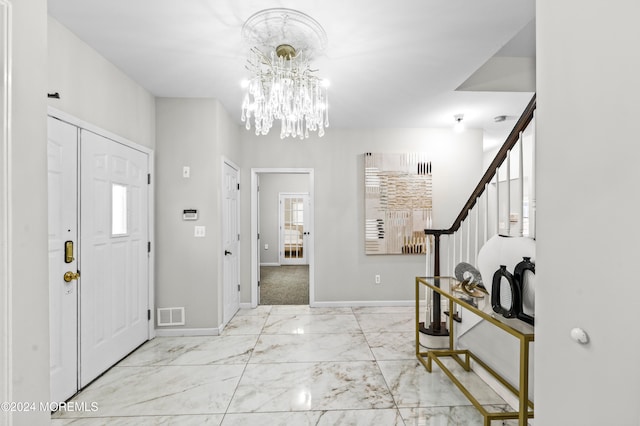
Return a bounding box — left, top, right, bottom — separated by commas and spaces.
240, 9, 329, 139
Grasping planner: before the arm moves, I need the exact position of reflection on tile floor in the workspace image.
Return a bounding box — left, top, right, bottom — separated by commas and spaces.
52, 306, 521, 425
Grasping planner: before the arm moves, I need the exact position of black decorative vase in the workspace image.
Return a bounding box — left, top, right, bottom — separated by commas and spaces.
513, 257, 535, 325
491, 265, 522, 319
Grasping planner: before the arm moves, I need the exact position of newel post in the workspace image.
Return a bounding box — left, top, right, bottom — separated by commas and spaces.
421, 230, 449, 339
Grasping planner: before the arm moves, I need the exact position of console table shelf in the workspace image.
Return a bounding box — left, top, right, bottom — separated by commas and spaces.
415, 276, 534, 426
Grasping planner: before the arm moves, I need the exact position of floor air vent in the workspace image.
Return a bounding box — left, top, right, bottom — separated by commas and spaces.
157, 307, 185, 326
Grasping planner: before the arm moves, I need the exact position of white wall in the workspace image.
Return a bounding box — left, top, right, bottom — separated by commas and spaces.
13, 14, 157, 425
240, 128, 484, 304
259, 174, 309, 265
5, 0, 50, 424
155, 98, 240, 330
47, 17, 155, 149
536, 1, 640, 424
0, 2, 10, 420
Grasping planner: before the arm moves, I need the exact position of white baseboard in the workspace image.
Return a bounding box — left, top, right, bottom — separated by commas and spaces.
239, 300, 414, 309
154, 327, 219, 337
310, 300, 414, 308
260, 262, 280, 267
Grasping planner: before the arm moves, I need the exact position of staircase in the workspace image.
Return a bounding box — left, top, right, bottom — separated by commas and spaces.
422, 94, 537, 408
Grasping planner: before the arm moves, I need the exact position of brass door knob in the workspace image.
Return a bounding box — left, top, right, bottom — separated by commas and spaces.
63, 271, 80, 282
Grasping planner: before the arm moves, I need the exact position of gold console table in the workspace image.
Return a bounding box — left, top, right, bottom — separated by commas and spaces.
415, 276, 534, 426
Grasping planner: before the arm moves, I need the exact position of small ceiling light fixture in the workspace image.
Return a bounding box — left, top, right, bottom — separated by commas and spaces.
240, 8, 329, 139
453, 114, 465, 133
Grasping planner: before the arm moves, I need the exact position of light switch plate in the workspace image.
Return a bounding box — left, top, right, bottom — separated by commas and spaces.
194, 226, 206, 237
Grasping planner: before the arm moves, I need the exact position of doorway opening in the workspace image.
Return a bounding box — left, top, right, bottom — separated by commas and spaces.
251, 169, 314, 307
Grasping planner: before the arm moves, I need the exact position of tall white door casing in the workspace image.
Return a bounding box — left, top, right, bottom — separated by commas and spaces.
80, 130, 149, 386
48, 117, 79, 402
256, 174, 260, 305
222, 161, 240, 324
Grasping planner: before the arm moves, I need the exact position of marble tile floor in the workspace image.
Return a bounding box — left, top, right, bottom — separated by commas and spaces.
52, 305, 521, 425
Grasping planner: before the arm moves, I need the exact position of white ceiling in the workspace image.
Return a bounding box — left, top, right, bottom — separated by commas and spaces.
47, 0, 535, 149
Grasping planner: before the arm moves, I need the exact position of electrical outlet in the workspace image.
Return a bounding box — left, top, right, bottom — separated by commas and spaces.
183, 166, 190, 178
264, 243, 269, 250
194, 226, 206, 237
375, 274, 381, 284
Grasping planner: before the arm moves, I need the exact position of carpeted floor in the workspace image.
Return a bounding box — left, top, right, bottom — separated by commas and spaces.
259, 265, 309, 305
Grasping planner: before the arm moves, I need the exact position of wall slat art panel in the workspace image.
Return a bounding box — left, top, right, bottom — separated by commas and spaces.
364, 152, 432, 255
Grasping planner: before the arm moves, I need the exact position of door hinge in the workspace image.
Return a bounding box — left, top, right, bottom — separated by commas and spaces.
237, 284, 240, 292
258, 280, 260, 287
257, 233, 260, 240
237, 183, 240, 190
237, 233, 240, 241
147, 309, 151, 321
148, 241, 151, 253
147, 173, 151, 185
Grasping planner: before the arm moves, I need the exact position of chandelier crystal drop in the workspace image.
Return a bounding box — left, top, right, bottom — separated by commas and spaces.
240, 9, 329, 139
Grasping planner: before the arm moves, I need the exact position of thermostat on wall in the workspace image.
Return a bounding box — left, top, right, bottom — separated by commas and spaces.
183, 209, 198, 221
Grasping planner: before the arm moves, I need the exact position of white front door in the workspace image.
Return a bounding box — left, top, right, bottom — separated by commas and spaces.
279, 193, 309, 265
222, 161, 240, 324
48, 117, 79, 402
79, 130, 149, 386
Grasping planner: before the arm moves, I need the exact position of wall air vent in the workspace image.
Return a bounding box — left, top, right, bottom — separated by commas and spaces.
156, 307, 185, 326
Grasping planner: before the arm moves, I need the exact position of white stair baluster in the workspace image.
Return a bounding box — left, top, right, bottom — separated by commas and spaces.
484, 183, 489, 242
495, 169, 500, 236
452, 229, 456, 275
518, 131, 524, 237
474, 200, 479, 264
530, 111, 536, 238
459, 220, 463, 264
466, 212, 471, 263
506, 150, 511, 236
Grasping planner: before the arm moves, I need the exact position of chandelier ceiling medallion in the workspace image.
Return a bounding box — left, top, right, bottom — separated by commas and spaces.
240, 8, 329, 139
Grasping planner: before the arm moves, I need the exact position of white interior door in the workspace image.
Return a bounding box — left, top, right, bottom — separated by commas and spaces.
222, 161, 240, 324
48, 117, 79, 402
279, 193, 309, 265
80, 130, 149, 386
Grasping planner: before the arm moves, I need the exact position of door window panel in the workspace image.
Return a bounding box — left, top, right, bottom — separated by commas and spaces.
284, 196, 304, 259
111, 183, 128, 236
